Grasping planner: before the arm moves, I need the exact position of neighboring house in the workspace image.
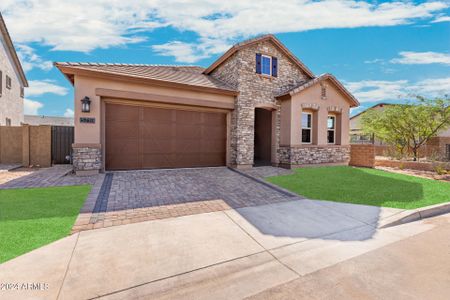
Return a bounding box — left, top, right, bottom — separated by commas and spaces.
0, 12, 28, 126
350, 103, 450, 160
23, 115, 74, 126
55, 34, 359, 175
350, 103, 391, 144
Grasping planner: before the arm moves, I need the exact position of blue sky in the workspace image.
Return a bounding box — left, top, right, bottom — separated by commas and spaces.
1, 0, 449, 117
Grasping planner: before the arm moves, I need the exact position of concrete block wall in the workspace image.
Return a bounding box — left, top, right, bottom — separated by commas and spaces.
0, 125, 51, 167
349, 144, 375, 168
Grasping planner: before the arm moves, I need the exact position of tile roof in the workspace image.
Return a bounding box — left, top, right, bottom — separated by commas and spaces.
275, 73, 360, 107
54, 62, 237, 93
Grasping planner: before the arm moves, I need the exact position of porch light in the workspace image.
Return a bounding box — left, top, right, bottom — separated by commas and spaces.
81, 96, 91, 113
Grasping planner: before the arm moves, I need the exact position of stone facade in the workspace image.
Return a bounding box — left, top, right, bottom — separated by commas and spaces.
72, 147, 102, 174
278, 146, 350, 167
211, 39, 310, 166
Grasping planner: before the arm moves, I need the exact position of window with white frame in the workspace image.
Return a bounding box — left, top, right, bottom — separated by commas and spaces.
327, 115, 336, 144
261, 55, 272, 76
301, 112, 312, 144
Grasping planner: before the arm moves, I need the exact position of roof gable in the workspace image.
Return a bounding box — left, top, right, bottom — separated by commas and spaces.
276, 73, 360, 107
0, 12, 28, 87
203, 34, 314, 78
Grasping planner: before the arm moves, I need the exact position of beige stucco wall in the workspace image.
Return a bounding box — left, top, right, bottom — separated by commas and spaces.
73, 75, 236, 144
281, 79, 351, 146
0, 33, 24, 126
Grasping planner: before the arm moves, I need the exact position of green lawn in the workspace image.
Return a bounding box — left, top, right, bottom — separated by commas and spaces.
267, 166, 450, 209
0, 185, 91, 264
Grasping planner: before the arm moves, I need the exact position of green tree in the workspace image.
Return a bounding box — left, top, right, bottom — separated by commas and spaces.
361, 96, 450, 161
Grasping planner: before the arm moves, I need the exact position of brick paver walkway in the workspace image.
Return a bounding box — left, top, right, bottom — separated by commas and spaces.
0, 165, 97, 189
73, 167, 300, 232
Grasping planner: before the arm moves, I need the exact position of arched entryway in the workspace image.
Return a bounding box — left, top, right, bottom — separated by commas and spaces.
254, 107, 274, 166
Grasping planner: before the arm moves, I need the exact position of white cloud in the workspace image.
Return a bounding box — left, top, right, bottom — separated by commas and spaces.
152, 38, 230, 63
345, 77, 450, 102
0, 0, 448, 57
16, 45, 53, 72
63, 108, 74, 118
431, 15, 450, 23
391, 51, 450, 66
24, 98, 44, 115
364, 58, 385, 64
27, 80, 68, 97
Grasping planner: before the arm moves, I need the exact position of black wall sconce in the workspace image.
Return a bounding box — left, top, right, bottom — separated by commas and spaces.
81, 96, 91, 113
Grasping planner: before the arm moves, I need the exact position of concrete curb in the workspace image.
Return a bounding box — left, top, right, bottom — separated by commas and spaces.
379, 202, 450, 228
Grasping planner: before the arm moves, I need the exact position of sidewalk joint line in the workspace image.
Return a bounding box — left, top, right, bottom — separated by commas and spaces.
222, 210, 302, 278
56, 232, 81, 300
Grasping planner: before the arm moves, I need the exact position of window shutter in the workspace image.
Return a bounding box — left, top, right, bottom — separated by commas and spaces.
256, 53, 262, 74
272, 57, 278, 77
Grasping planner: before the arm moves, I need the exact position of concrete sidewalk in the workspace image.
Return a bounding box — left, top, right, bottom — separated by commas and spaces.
0, 199, 443, 300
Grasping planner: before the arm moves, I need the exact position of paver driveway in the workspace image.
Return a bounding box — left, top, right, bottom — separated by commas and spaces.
76, 167, 298, 231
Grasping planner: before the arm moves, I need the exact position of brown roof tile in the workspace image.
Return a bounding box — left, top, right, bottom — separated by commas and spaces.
54, 62, 237, 93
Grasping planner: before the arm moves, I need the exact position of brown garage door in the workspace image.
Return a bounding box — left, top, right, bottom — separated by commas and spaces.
105, 103, 227, 170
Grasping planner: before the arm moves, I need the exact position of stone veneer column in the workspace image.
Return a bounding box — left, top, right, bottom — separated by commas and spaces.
72, 144, 102, 176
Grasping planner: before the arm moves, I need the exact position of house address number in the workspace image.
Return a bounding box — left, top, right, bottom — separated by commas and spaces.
80, 117, 95, 124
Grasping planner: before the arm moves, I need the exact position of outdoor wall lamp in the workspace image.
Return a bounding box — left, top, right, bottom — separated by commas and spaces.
81, 96, 91, 113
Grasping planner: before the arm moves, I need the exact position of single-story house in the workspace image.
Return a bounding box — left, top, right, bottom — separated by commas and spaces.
55, 34, 359, 175
23, 115, 74, 126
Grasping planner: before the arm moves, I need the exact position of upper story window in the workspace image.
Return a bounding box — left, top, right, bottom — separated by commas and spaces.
0, 70, 2, 97
20, 86, 24, 98
5, 118, 11, 126
301, 112, 312, 144
261, 55, 272, 76
327, 115, 336, 144
256, 53, 278, 77
6, 75, 12, 89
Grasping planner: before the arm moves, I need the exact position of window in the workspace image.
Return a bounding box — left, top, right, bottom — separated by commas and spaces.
20, 86, 24, 98
6, 75, 11, 89
261, 55, 272, 76
301, 112, 312, 144
0, 70, 2, 96
5, 118, 11, 126
256, 53, 278, 77
327, 115, 336, 144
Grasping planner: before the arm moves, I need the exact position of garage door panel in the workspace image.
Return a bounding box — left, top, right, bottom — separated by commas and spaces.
141, 124, 174, 139
106, 103, 226, 170
106, 105, 140, 122
142, 139, 173, 154
143, 107, 174, 123
204, 113, 227, 125
142, 153, 177, 169
176, 125, 201, 138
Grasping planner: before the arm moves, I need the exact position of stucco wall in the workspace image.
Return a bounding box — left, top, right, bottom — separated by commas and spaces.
0, 33, 24, 126
285, 79, 351, 146
210, 39, 310, 166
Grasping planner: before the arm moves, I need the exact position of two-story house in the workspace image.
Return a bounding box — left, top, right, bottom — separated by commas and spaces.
0, 12, 28, 126
56, 34, 359, 175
